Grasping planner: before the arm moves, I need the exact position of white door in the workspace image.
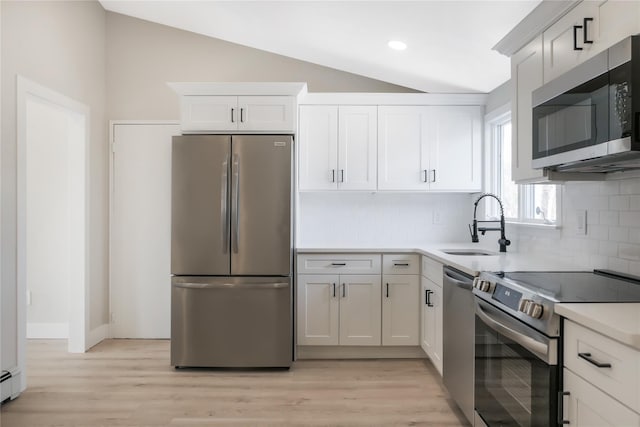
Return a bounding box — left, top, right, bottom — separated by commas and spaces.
238, 96, 294, 132
297, 274, 340, 345
377, 106, 429, 191
428, 106, 482, 192
339, 275, 381, 345
382, 275, 420, 345
338, 106, 377, 190
298, 105, 338, 190
110, 123, 179, 338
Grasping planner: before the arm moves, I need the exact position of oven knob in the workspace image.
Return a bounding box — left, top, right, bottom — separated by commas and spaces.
480, 281, 493, 293
518, 299, 532, 313
527, 303, 544, 319
472, 277, 481, 289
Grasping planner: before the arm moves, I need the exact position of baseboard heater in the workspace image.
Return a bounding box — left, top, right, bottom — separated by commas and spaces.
1, 368, 21, 403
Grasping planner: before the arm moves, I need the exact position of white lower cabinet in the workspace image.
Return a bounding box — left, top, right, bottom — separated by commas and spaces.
420, 276, 443, 374
382, 274, 420, 346
297, 273, 381, 346
562, 369, 640, 426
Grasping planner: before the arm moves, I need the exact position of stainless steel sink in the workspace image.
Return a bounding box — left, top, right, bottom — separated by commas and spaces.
440, 249, 498, 256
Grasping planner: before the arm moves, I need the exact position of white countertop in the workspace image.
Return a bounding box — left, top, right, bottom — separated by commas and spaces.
297, 243, 582, 276
556, 303, 640, 350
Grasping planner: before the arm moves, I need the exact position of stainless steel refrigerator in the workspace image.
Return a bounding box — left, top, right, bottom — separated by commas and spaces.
170, 134, 293, 368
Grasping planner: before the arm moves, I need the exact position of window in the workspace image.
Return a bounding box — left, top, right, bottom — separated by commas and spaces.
486, 109, 559, 225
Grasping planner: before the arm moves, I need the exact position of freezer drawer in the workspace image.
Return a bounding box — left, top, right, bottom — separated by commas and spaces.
171, 276, 292, 368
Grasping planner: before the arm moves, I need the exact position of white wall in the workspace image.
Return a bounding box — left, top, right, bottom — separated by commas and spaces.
105, 12, 417, 121
1, 1, 107, 371
297, 192, 475, 247
509, 178, 640, 275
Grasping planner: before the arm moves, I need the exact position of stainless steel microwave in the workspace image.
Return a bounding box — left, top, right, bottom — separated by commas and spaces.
532, 36, 640, 172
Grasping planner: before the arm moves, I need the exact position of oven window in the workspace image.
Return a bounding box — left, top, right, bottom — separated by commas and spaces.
532, 72, 609, 160
475, 315, 558, 427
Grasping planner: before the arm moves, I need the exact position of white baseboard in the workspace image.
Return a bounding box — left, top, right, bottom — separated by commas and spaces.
26, 322, 68, 339
87, 324, 110, 350
297, 345, 427, 359
1, 367, 22, 402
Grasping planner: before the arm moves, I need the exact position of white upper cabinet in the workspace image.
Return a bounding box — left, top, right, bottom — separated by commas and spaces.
543, 0, 640, 84
338, 106, 378, 190
180, 95, 294, 133
377, 106, 429, 191
511, 35, 546, 183
428, 106, 482, 192
298, 106, 339, 191
378, 105, 482, 191
298, 105, 377, 191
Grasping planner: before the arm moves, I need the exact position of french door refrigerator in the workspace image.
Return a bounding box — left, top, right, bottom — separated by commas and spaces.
170, 134, 293, 368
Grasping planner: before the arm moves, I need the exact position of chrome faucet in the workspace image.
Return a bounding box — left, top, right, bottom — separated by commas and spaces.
469, 193, 511, 253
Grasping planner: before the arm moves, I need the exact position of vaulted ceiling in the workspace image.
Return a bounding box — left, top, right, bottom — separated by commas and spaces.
100, 1, 541, 93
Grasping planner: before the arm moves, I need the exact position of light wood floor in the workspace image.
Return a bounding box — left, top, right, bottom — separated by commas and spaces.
1, 340, 468, 426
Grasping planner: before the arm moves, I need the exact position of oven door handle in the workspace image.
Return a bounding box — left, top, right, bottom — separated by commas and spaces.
476, 299, 556, 365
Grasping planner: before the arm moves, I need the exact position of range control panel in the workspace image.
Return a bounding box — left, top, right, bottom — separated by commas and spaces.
473, 276, 545, 320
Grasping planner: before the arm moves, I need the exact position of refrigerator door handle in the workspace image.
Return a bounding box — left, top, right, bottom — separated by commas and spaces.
232, 153, 240, 253
174, 282, 289, 290
221, 158, 229, 253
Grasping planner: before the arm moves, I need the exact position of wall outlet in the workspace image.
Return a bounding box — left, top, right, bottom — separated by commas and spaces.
576, 210, 587, 235
432, 211, 442, 225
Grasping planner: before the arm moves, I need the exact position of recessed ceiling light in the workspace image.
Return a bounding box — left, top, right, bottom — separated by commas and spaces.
388, 40, 407, 51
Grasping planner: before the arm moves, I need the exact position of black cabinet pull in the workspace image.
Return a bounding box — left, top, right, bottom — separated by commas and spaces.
231, 108, 236, 123
333, 283, 336, 298
425, 289, 428, 305
583, 17, 593, 44
342, 283, 346, 298
573, 25, 583, 50
393, 263, 410, 267
331, 262, 346, 266
578, 352, 612, 368
386, 283, 389, 298
426, 290, 434, 307
557, 391, 571, 425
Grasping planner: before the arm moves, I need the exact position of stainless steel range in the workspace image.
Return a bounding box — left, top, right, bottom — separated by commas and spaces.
472, 269, 640, 427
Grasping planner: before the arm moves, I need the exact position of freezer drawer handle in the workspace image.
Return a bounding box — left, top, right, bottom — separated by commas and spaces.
174, 282, 289, 289
578, 352, 612, 368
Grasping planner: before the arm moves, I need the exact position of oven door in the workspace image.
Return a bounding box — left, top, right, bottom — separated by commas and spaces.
474, 297, 559, 427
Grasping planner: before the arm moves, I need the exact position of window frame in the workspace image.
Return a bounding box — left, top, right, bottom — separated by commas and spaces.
484, 105, 562, 227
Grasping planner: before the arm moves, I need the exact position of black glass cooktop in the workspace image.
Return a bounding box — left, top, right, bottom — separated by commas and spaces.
501, 270, 640, 303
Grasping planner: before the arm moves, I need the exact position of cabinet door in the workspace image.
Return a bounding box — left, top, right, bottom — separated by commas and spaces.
338, 106, 377, 190
598, 1, 640, 54
428, 106, 482, 192
421, 276, 443, 374
297, 274, 340, 345
563, 369, 640, 426
382, 275, 419, 346
237, 96, 294, 132
298, 105, 338, 191
377, 106, 429, 190
339, 275, 381, 345
511, 35, 546, 183
543, 2, 605, 84
180, 96, 237, 132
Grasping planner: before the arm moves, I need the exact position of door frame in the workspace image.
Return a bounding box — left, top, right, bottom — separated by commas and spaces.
16, 75, 91, 368
108, 120, 179, 338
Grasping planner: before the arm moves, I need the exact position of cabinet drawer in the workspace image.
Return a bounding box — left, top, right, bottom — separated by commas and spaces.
382, 254, 419, 275
421, 256, 443, 286
564, 320, 640, 413
297, 254, 381, 275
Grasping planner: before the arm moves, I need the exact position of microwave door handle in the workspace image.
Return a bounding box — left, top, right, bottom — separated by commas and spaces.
476, 300, 553, 364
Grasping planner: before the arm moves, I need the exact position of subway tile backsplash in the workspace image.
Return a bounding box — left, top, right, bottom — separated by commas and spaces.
511, 177, 640, 276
